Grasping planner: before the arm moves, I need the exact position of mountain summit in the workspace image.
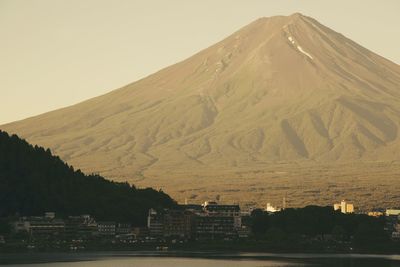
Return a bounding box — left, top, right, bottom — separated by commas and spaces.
3, 14, 400, 208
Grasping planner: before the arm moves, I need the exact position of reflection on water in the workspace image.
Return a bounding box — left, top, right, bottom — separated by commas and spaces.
2, 253, 400, 267
5, 258, 303, 267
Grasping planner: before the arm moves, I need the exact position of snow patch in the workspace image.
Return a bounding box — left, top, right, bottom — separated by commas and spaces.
287, 36, 313, 60
297, 46, 313, 60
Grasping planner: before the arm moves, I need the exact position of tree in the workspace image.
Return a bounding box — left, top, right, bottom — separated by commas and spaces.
0, 130, 176, 225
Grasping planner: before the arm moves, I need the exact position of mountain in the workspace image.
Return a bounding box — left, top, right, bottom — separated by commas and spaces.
0, 130, 175, 224
2, 13, 400, 208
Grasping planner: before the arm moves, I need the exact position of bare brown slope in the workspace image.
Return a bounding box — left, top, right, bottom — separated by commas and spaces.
3, 13, 400, 209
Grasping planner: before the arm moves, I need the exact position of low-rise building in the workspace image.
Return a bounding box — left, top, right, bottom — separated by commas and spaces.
97, 221, 116, 237
116, 223, 132, 235
45, 212, 56, 220
392, 231, 400, 239
386, 209, 400, 217
180, 204, 203, 215
14, 213, 65, 238
65, 215, 97, 239
385, 210, 400, 238
132, 227, 149, 240
14, 220, 30, 233
237, 225, 251, 238
265, 203, 281, 213
390, 223, 400, 239
28, 218, 65, 237
367, 211, 384, 217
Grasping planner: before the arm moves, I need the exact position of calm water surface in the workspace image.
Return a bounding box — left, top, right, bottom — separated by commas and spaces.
1, 252, 400, 267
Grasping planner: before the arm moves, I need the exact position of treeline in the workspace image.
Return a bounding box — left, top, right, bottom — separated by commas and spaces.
250, 206, 391, 252
0, 130, 176, 225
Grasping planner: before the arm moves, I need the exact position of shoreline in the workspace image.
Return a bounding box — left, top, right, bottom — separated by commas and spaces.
1, 250, 400, 265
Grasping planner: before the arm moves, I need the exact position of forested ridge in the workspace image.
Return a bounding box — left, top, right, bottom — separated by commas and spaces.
250, 206, 392, 252
0, 130, 176, 225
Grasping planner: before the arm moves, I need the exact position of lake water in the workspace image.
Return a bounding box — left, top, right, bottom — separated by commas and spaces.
1, 252, 400, 267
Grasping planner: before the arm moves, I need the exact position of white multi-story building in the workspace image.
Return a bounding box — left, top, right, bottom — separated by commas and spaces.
334, 200, 354, 214
386, 209, 400, 217
265, 203, 281, 213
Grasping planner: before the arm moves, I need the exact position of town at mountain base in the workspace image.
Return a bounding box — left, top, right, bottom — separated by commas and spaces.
2, 13, 400, 208
0, 130, 399, 254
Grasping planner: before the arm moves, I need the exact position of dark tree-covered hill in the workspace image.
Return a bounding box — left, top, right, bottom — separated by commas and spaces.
0, 130, 176, 225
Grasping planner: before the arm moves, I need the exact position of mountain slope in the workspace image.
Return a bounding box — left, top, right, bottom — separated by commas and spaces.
0, 130, 175, 224
2, 13, 400, 208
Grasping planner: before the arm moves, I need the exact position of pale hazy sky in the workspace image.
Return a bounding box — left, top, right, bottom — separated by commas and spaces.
1, 0, 399, 124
